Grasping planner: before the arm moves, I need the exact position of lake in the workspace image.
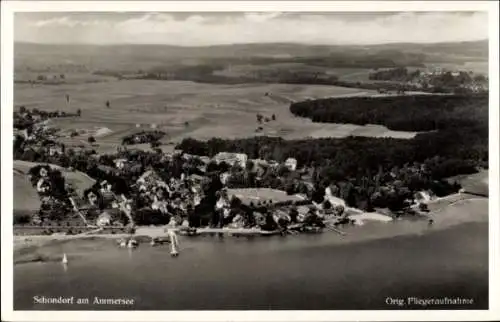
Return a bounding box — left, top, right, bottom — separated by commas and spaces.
14, 215, 488, 310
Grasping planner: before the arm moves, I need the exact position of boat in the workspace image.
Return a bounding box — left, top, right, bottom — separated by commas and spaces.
259, 230, 282, 236
62, 253, 68, 264
118, 238, 127, 247
303, 226, 323, 233
127, 239, 138, 248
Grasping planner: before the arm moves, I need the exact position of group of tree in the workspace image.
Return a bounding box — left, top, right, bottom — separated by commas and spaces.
289, 93, 488, 132
369, 67, 421, 82
14, 106, 81, 130
121, 130, 166, 145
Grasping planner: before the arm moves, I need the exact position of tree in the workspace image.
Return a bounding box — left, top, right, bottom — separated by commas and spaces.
76, 109, 81, 117
256, 114, 263, 124
88, 136, 96, 144
271, 114, 276, 121
106, 101, 110, 108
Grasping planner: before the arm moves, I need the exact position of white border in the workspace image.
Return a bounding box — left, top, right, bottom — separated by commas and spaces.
1, 1, 499, 321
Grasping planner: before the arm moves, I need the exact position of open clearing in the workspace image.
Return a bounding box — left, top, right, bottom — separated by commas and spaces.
15, 78, 419, 152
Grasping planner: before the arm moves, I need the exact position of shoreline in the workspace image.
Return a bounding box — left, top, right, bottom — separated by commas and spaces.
13, 195, 488, 266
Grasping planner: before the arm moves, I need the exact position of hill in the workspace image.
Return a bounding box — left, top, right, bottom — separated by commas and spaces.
15, 40, 488, 73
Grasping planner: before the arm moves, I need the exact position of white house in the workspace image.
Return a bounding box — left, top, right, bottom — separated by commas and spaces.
220, 172, 231, 185
36, 178, 50, 193
96, 212, 112, 227
324, 186, 346, 207
285, 158, 298, 171
114, 158, 128, 169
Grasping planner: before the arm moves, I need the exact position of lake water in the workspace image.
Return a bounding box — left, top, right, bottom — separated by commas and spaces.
14, 215, 488, 310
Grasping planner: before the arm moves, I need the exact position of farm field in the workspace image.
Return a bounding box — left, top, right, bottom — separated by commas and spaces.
15, 78, 419, 151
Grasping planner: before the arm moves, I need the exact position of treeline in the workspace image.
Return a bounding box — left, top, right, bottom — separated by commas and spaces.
289, 94, 488, 131
136, 65, 343, 87
294, 51, 426, 69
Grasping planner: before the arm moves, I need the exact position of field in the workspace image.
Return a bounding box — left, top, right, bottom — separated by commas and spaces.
13, 160, 96, 212
14, 169, 41, 212
448, 170, 489, 197
14, 77, 421, 154
227, 188, 305, 205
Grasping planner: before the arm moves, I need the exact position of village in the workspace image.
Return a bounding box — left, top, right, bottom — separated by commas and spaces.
13, 105, 445, 252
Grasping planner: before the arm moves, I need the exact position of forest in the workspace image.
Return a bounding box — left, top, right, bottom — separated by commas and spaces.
289, 93, 488, 131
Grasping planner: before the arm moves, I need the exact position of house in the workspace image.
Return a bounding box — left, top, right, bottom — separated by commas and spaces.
182, 153, 194, 161
48, 144, 63, 156
114, 158, 128, 169
39, 167, 49, 177
285, 158, 298, 171
36, 177, 51, 193
96, 212, 112, 227
199, 156, 211, 165
220, 172, 231, 185
138, 170, 164, 185
189, 174, 204, 183
324, 186, 346, 207
215, 152, 248, 168
414, 191, 431, 204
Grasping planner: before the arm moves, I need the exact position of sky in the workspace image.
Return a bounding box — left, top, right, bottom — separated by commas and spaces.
14, 11, 489, 46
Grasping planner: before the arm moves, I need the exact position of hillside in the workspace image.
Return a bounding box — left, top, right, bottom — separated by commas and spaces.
15, 40, 488, 73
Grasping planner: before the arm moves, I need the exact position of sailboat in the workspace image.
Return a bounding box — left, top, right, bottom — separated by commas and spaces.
168, 230, 179, 257
62, 253, 68, 264
119, 238, 127, 247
